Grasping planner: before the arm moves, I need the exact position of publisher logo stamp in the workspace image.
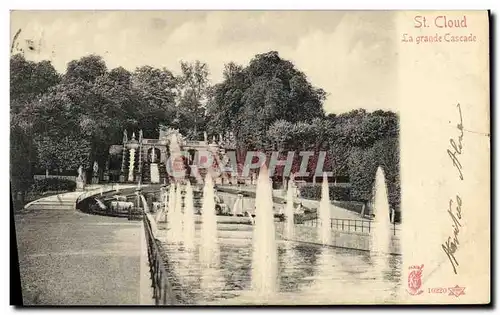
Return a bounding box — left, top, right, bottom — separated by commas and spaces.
407, 264, 424, 295
448, 285, 466, 297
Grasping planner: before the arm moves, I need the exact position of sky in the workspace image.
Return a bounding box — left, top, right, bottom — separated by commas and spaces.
10, 11, 398, 114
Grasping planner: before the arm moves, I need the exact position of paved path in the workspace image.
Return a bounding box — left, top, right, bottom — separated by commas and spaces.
14, 190, 153, 305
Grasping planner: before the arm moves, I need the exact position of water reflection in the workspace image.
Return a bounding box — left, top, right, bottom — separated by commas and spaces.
158, 222, 402, 304
278, 241, 304, 292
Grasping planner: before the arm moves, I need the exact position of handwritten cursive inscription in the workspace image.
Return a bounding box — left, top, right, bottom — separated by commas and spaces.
442, 195, 463, 274
447, 103, 464, 180
442, 103, 464, 275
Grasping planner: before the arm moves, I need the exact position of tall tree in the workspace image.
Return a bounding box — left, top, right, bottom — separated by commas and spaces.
132, 66, 177, 137
63, 54, 107, 84
207, 51, 326, 150
10, 54, 60, 114
10, 55, 60, 191
206, 62, 248, 135
176, 60, 210, 138
23, 55, 127, 171
10, 124, 37, 192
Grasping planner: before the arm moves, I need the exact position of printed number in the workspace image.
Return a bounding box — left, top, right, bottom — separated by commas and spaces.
428, 288, 447, 294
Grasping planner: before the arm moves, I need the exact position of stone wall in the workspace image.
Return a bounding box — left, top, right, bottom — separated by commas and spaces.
276, 223, 401, 255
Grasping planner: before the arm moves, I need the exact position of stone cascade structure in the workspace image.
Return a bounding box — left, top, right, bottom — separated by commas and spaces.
104, 126, 236, 185
150, 163, 160, 184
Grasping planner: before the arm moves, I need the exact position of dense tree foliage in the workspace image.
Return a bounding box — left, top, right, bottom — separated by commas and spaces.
206, 51, 326, 150
10, 54, 61, 115
34, 135, 92, 172
205, 52, 399, 207
10, 51, 400, 210
10, 55, 60, 191
10, 54, 213, 190
132, 65, 177, 137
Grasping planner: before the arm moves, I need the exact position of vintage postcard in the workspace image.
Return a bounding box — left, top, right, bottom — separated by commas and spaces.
10, 10, 490, 305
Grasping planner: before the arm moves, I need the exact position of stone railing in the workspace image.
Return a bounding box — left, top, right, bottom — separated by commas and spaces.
142, 139, 168, 145
75, 183, 143, 205
183, 140, 208, 147
294, 181, 352, 188
33, 174, 77, 182
75, 184, 120, 204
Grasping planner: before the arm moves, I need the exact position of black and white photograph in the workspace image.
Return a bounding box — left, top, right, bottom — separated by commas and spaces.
9, 10, 490, 306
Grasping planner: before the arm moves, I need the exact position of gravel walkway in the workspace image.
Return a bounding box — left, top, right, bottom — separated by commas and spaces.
13, 191, 153, 305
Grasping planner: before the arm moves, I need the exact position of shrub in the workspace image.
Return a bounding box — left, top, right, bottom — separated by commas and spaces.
332, 200, 365, 214
30, 178, 76, 193
347, 138, 400, 208
298, 185, 351, 201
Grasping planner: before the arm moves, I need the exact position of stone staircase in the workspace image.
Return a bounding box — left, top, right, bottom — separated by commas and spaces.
150, 163, 160, 183
142, 162, 151, 183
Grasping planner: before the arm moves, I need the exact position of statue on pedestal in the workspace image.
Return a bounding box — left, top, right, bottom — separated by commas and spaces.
77, 165, 84, 181
76, 165, 85, 191
204, 131, 208, 143
123, 130, 128, 143
92, 161, 99, 184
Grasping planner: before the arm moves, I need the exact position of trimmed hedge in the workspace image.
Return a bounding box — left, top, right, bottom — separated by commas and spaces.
332, 200, 365, 214
298, 185, 402, 223
332, 200, 401, 223
30, 178, 76, 193
298, 185, 351, 201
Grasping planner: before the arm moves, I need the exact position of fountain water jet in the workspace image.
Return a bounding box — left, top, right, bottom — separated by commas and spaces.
174, 183, 184, 241
232, 196, 243, 216
200, 173, 219, 267
370, 166, 392, 275
155, 187, 167, 223
251, 164, 278, 297
318, 173, 331, 245
168, 184, 175, 215
167, 184, 181, 243
285, 180, 295, 240
183, 181, 196, 250
175, 183, 183, 214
